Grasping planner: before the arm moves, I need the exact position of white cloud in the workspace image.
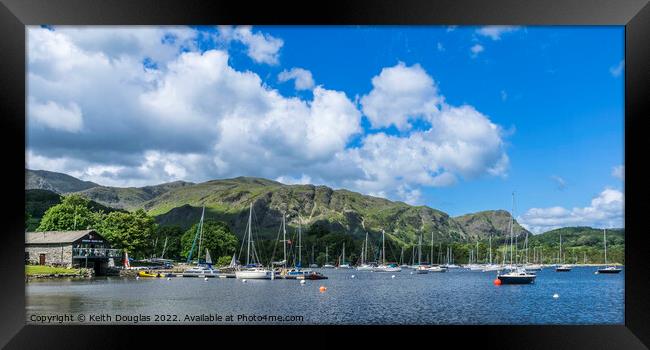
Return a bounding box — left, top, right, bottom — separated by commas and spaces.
612, 165, 624, 180
476, 26, 520, 40
29, 99, 83, 132
436, 42, 445, 52
609, 60, 624, 77
27, 26, 511, 205
338, 104, 508, 202
470, 44, 484, 57
360, 62, 440, 131
519, 188, 624, 233
275, 174, 313, 185
500, 90, 508, 101
278, 67, 315, 90
217, 26, 283, 65
446, 26, 457, 32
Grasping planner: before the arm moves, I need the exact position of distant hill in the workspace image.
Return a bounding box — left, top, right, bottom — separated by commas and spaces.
76, 180, 194, 210
530, 226, 624, 247
21, 170, 549, 244
26, 169, 99, 193
454, 210, 530, 240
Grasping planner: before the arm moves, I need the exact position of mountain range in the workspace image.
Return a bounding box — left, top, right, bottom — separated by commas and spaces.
24, 169, 549, 243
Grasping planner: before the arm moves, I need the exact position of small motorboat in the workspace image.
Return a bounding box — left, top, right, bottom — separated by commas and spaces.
415, 265, 429, 274
182, 265, 219, 277
357, 264, 375, 271
138, 271, 173, 278
297, 271, 328, 280
428, 265, 448, 273
555, 264, 572, 272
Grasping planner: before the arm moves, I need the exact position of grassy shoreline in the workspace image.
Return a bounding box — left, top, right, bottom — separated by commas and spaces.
25, 265, 84, 276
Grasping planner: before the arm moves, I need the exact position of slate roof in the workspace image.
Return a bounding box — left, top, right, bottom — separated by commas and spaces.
25, 230, 99, 244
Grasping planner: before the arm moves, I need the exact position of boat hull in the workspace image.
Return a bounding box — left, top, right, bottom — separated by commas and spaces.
428, 267, 447, 273
235, 270, 272, 279
497, 275, 536, 284
597, 268, 622, 274
555, 268, 572, 272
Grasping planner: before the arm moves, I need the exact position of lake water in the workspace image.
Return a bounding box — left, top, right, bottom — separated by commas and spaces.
26, 266, 624, 325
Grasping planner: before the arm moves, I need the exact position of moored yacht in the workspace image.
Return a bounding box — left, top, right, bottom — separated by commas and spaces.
373, 230, 402, 272
235, 203, 272, 280
496, 193, 536, 285
596, 228, 622, 274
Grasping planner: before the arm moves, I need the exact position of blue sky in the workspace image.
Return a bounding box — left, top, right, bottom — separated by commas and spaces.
26, 25, 624, 232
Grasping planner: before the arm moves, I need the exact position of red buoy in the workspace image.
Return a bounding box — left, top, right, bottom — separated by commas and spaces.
493, 278, 502, 286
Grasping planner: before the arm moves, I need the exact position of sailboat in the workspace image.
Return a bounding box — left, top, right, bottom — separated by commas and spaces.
235, 203, 273, 279
217, 253, 238, 278
339, 242, 352, 268
496, 192, 536, 284
415, 233, 429, 274
373, 230, 401, 272
309, 245, 319, 268
398, 247, 409, 269
183, 207, 219, 277
482, 235, 501, 272
524, 232, 542, 271
596, 228, 622, 274
283, 215, 313, 279
428, 240, 447, 272
323, 246, 335, 268
556, 233, 572, 272
357, 232, 375, 271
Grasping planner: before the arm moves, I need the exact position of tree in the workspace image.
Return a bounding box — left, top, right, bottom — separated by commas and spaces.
181, 220, 238, 263
37, 195, 99, 231
152, 226, 184, 260
94, 209, 156, 259
215, 255, 233, 267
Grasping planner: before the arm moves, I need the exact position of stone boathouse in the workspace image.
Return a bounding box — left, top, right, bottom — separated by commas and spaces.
25, 230, 121, 275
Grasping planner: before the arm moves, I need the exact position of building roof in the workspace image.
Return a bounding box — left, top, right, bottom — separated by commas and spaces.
25, 230, 99, 244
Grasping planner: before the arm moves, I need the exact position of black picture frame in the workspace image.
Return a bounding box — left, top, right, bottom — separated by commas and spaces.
1, 0, 648, 348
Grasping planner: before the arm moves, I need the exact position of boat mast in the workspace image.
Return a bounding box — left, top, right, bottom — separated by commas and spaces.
430, 232, 434, 265
246, 203, 252, 266
342, 242, 346, 265
603, 228, 607, 265
325, 246, 329, 265
363, 232, 368, 264
509, 192, 515, 268
489, 235, 492, 265
418, 234, 422, 265
557, 233, 564, 264
282, 213, 287, 268
197, 206, 205, 263
297, 215, 302, 267
382, 230, 386, 265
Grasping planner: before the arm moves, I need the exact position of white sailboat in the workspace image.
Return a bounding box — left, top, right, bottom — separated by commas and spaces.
596, 228, 622, 274
482, 235, 501, 272
339, 242, 352, 268
556, 233, 572, 272
428, 240, 447, 272
373, 230, 401, 272
415, 233, 429, 274
323, 246, 335, 268
357, 231, 375, 271
235, 203, 272, 279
